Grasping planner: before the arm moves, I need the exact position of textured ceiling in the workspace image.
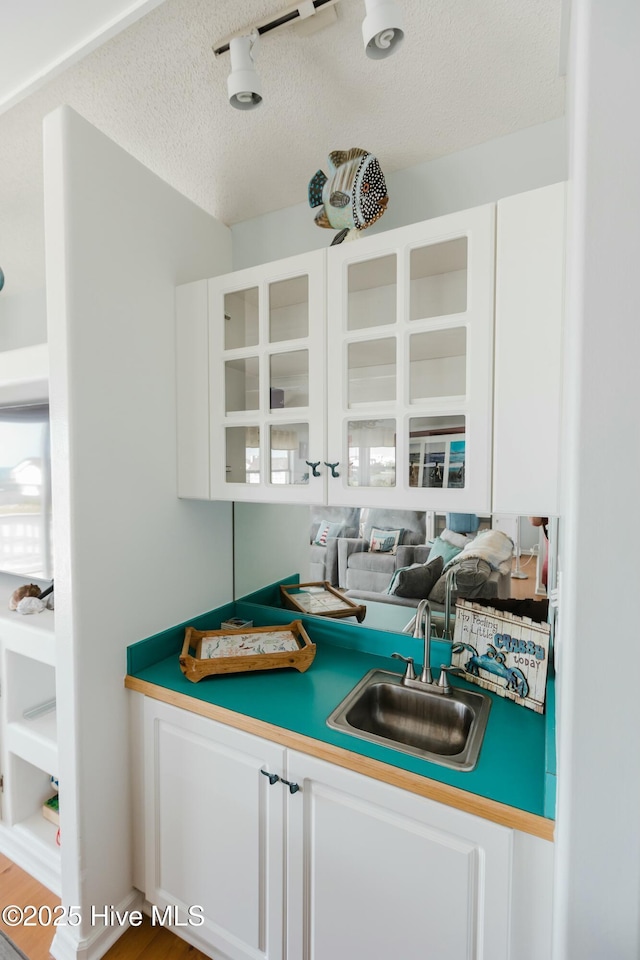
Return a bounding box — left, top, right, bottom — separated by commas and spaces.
0, 0, 565, 295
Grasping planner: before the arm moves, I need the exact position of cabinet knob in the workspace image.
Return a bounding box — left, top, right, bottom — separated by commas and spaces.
261, 770, 280, 786
305, 460, 321, 477
324, 461, 340, 478
281, 778, 300, 795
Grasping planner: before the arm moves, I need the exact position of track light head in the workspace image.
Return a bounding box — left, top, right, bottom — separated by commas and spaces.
227, 33, 262, 110
362, 0, 404, 60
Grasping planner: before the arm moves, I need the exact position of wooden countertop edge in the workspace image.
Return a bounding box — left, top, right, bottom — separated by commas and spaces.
125, 675, 555, 842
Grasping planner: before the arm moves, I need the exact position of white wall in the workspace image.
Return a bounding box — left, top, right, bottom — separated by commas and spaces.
231, 117, 567, 269
0, 287, 47, 351
554, 2, 640, 957
43, 106, 233, 958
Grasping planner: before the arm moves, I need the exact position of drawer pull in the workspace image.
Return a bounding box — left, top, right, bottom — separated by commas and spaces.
261, 770, 280, 786
324, 461, 340, 478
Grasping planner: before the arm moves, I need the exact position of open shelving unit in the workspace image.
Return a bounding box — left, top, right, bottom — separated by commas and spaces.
0, 573, 60, 895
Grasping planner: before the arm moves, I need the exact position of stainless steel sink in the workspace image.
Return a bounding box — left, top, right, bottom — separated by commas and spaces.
327, 669, 491, 771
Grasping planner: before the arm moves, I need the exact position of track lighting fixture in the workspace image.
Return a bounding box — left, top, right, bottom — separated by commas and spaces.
227, 33, 262, 110
362, 0, 404, 59
215, 0, 404, 109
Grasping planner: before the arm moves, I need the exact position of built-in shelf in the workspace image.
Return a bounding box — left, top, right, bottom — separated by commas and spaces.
6, 716, 58, 773
0, 574, 59, 894
0, 575, 55, 664
2, 627, 56, 665
13, 812, 61, 865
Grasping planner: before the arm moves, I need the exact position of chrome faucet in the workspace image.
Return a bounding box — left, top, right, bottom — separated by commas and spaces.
413, 598, 433, 684
392, 597, 455, 695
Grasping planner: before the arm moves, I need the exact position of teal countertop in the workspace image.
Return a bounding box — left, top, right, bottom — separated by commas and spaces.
127, 576, 555, 824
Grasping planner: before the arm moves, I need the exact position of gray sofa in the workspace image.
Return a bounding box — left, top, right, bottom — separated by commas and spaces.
337, 508, 427, 594
340, 543, 511, 610
309, 506, 361, 586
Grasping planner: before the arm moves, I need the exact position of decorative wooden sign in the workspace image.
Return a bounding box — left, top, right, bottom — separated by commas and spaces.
451, 600, 550, 714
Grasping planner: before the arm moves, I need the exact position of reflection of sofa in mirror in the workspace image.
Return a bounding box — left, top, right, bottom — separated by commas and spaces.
339, 513, 513, 610
337, 508, 427, 595
309, 506, 361, 586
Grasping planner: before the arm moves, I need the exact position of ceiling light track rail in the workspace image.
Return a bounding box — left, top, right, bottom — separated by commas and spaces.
213, 0, 340, 57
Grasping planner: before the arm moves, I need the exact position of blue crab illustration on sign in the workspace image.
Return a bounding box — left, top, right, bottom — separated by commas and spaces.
452, 642, 530, 700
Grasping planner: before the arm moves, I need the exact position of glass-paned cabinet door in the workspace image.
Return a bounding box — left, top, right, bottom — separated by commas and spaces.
209, 251, 326, 502
326, 205, 495, 511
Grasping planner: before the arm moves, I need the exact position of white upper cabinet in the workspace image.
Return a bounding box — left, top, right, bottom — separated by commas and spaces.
326, 205, 496, 511
493, 183, 566, 516
179, 194, 570, 515
208, 250, 326, 503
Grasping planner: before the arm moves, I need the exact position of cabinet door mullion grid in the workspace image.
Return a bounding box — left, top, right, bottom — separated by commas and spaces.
326, 206, 495, 511
209, 251, 326, 504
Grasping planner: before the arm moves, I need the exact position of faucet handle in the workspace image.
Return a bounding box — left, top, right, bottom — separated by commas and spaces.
437, 665, 461, 695
391, 652, 417, 681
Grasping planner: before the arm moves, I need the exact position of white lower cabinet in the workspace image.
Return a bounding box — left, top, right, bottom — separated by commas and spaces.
141, 697, 552, 960
285, 750, 511, 960
143, 699, 286, 960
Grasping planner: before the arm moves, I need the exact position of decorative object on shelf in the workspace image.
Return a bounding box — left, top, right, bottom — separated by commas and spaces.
8, 582, 41, 610
280, 581, 366, 622
451, 599, 550, 714
308, 148, 388, 245
15, 596, 45, 615
42, 793, 60, 826
179, 620, 316, 682
8, 580, 54, 614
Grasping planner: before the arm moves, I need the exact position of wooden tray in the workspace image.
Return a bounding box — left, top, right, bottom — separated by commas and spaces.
280, 581, 366, 623
179, 620, 316, 683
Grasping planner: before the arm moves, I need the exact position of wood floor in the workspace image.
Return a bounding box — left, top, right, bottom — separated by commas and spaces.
509, 553, 544, 600
0, 854, 210, 960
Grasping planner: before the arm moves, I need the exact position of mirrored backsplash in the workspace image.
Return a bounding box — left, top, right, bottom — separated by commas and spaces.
233, 503, 557, 638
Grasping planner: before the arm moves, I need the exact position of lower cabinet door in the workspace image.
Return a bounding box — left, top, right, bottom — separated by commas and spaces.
143, 699, 286, 960
285, 751, 513, 960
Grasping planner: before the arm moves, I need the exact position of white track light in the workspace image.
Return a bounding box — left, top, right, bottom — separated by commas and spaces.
216, 0, 404, 111
227, 34, 262, 110
362, 0, 404, 59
